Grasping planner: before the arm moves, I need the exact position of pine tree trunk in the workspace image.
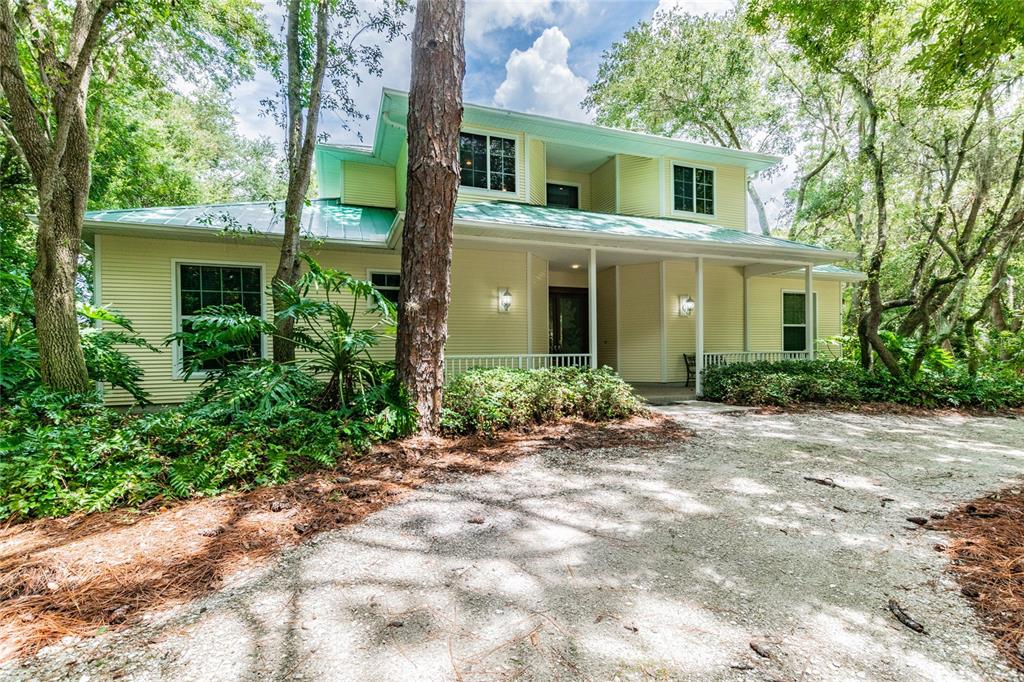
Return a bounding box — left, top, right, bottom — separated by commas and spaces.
272, 188, 305, 363
395, 0, 466, 435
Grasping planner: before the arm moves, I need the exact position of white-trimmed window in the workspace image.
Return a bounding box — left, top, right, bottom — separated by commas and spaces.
176, 263, 265, 373
459, 132, 516, 193
369, 271, 401, 304
672, 164, 714, 215
782, 291, 817, 352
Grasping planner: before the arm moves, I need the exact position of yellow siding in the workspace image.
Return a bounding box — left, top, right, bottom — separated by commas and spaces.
447, 249, 529, 354
456, 124, 528, 205
616, 262, 661, 382
394, 141, 408, 211
662, 158, 747, 230
529, 254, 548, 353
548, 269, 587, 288
527, 138, 546, 205
590, 157, 617, 214
546, 167, 591, 211
748, 276, 842, 353
617, 155, 660, 218
664, 261, 696, 381
342, 161, 396, 208
703, 264, 745, 353
597, 267, 617, 370
98, 235, 534, 404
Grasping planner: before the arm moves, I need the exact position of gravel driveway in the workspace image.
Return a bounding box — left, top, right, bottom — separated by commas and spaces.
6, 407, 1024, 681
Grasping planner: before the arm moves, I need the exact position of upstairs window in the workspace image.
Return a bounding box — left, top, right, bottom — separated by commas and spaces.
546, 183, 579, 209
673, 164, 714, 215
459, 132, 516, 193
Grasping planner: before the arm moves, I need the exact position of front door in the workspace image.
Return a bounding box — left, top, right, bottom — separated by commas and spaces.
549, 287, 588, 354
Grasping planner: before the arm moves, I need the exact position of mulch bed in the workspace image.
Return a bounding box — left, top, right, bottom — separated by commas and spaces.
932, 489, 1024, 671
0, 414, 687, 662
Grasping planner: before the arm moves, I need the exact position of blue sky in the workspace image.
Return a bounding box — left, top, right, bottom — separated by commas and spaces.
228, 0, 783, 231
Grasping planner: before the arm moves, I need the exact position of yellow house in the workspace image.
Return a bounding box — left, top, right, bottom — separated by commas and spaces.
84, 89, 863, 405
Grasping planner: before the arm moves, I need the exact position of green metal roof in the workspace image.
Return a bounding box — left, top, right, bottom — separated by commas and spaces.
318, 89, 781, 173
84, 199, 396, 244
454, 201, 832, 254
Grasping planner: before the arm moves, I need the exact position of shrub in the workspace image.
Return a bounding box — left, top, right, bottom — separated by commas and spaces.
441, 366, 645, 434
702, 360, 1024, 410
0, 382, 412, 520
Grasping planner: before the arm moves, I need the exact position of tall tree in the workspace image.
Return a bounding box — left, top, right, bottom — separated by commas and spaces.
585, 9, 789, 236
0, 0, 266, 392
395, 0, 465, 434
269, 0, 406, 363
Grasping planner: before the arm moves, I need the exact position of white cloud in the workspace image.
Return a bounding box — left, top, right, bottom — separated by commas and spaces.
465, 0, 586, 53
493, 27, 589, 122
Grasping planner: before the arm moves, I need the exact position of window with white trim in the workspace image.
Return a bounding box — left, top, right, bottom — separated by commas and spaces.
673, 164, 714, 215
782, 291, 817, 352
459, 132, 516, 193
370, 271, 401, 304
177, 263, 264, 372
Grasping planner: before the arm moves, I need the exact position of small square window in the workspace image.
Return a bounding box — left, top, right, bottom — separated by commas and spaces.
673, 165, 713, 215
459, 132, 516, 193
371, 271, 401, 304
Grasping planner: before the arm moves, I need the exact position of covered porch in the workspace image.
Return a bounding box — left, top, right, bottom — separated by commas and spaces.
444, 236, 858, 394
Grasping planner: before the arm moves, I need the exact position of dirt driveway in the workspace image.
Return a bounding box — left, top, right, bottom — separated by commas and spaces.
5, 407, 1024, 681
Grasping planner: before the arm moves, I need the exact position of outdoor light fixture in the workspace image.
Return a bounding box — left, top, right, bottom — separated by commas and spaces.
678, 294, 695, 317
498, 288, 512, 313
571, 263, 581, 269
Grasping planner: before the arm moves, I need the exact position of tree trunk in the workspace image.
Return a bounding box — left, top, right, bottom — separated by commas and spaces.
395, 0, 465, 435
272, 0, 329, 363
32, 184, 91, 393
746, 180, 770, 236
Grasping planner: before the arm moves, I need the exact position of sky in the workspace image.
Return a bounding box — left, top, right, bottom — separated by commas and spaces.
228, 0, 787, 232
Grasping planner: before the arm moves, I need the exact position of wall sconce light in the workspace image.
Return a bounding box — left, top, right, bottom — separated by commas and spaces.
498, 288, 512, 313
678, 294, 695, 317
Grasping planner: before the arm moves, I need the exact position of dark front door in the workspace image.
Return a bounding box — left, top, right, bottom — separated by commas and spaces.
549, 287, 588, 354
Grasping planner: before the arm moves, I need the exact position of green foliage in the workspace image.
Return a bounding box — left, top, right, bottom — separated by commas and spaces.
0, 378, 413, 520
702, 360, 1024, 410
0, 278, 157, 402
441, 367, 645, 435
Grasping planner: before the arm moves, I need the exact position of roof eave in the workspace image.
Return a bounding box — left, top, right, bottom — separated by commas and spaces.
82, 220, 393, 251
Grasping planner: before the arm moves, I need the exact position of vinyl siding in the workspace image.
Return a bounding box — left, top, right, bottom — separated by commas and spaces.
529, 253, 548, 353
318, 153, 342, 198
395, 141, 408, 211
590, 157, 617, 214
617, 155, 660, 218
616, 262, 661, 381
546, 167, 592, 211
596, 267, 617, 370
748, 276, 842, 353
527, 138, 546, 205
548, 270, 587, 288
342, 161, 396, 208
664, 260, 696, 382
97, 235, 531, 404
456, 124, 527, 205
662, 158, 747, 230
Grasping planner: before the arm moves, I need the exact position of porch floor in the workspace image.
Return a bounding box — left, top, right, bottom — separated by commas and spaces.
628, 382, 697, 405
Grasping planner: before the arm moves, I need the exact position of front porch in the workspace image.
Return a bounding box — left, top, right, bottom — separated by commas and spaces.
445, 237, 840, 394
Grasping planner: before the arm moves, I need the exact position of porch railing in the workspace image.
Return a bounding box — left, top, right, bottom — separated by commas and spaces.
703, 351, 811, 369
445, 353, 591, 379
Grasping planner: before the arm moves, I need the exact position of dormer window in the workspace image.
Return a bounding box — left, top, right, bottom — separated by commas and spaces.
459, 132, 516, 193
673, 164, 714, 216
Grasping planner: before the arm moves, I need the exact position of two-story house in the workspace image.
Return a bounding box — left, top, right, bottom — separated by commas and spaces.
84, 88, 863, 404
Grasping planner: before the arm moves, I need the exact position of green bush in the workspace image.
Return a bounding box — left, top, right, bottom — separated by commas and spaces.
702, 360, 1024, 410
441, 366, 645, 434
0, 381, 412, 520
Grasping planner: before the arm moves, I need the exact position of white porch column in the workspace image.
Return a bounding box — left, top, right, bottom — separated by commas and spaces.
805, 264, 815, 360
743, 275, 751, 353
589, 248, 598, 368
695, 256, 705, 395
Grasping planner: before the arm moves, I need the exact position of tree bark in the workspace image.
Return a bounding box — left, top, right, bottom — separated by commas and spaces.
272, 0, 330, 363
395, 0, 465, 435
0, 0, 114, 393
746, 180, 771, 236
